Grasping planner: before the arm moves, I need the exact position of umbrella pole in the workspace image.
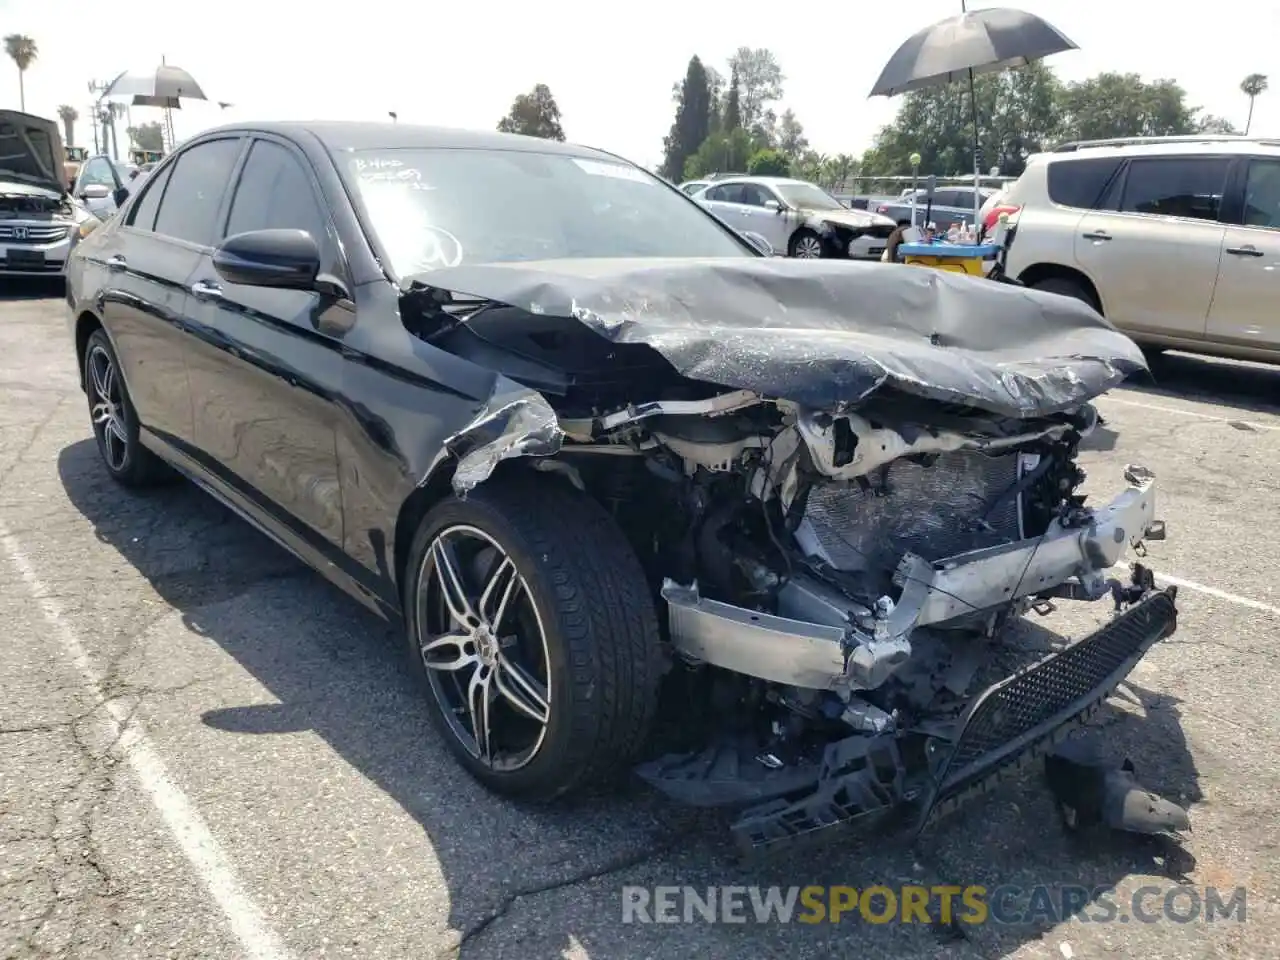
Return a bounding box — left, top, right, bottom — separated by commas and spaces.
968, 67, 980, 231
961, 0, 981, 231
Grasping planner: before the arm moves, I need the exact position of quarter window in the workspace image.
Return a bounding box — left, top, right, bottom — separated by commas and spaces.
1242, 159, 1280, 230
152, 138, 242, 246
1118, 158, 1230, 222
1047, 157, 1124, 209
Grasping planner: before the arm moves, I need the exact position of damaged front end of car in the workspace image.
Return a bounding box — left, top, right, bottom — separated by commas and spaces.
401, 257, 1181, 856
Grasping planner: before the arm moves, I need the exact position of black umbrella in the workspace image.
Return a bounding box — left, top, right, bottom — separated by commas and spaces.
870, 4, 1077, 226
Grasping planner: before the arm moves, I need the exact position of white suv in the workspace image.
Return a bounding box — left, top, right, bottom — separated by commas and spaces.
998, 136, 1280, 363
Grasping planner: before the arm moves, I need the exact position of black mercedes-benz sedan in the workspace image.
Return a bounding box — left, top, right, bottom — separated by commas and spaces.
64, 120, 1181, 854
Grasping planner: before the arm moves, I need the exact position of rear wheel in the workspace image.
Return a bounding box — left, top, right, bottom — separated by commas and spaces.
82, 329, 172, 487
403, 477, 665, 801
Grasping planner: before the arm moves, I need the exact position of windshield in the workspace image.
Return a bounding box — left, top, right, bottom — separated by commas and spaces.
345, 148, 751, 276
774, 182, 844, 211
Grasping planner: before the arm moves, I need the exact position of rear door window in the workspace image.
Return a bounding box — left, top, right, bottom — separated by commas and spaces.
706, 183, 746, 203
1047, 157, 1124, 209
1118, 157, 1230, 221
152, 138, 243, 246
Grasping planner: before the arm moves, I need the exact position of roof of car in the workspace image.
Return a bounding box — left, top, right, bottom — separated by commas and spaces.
710, 176, 813, 186
1039, 136, 1280, 162
189, 120, 625, 162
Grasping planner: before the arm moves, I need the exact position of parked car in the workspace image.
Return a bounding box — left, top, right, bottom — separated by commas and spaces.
65, 121, 1180, 854
692, 175, 898, 258
874, 185, 1000, 231
0, 110, 102, 279
1000, 135, 1280, 363
69, 154, 138, 219
677, 179, 710, 196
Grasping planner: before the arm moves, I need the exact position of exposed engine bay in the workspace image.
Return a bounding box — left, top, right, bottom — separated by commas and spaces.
401, 258, 1182, 854
0, 190, 73, 218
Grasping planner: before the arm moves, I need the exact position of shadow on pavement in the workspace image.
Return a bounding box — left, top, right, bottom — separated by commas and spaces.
57, 437, 1202, 958
1130, 350, 1280, 417
0, 276, 65, 301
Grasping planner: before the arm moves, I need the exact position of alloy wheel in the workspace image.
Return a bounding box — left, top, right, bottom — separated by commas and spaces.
794, 235, 822, 259
416, 525, 552, 771
87, 344, 129, 472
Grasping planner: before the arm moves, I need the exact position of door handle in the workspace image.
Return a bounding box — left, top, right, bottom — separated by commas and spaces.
105, 254, 127, 270
1225, 245, 1264, 257
190, 279, 224, 300
1082, 231, 1112, 242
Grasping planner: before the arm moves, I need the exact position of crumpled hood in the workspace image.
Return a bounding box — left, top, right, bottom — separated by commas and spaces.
409, 256, 1148, 419
803, 207, 896, 230
0, 110, 66, 195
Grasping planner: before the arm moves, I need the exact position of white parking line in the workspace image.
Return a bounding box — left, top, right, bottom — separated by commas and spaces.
0, 526, 293, 960
1112, 564, 1280, 616
1100, 394, 1280, 431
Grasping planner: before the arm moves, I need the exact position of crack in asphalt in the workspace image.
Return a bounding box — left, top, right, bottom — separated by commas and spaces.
443, 829, 704, 958
0, 395, 67, 496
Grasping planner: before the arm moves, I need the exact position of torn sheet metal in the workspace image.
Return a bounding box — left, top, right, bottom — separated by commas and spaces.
405, 257, 1148, 419
444, 383, 563, 494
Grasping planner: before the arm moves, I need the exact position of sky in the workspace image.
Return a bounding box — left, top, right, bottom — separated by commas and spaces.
2, 0, 1278, 172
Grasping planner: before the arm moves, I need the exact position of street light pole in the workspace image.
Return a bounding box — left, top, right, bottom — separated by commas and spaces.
909, 152, 921, 227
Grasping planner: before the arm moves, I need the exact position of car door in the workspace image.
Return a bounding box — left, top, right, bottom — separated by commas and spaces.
94, 140, 243, 446
738, 183, 794, 251
700, 182, 747, 223
1073, 156, 1231, 339
1205, 156, 1280, 350
184, 136, 351, 549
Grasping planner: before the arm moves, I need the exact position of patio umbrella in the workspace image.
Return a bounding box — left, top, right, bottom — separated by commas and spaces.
103, 64, 207, 102
103, 62, 208, 153
869, 4, 1077, 227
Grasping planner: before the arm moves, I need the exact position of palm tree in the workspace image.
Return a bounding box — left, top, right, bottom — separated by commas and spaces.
57, 104, 78, 146
1241, 73, 1269, 136
4, 34, 37, 111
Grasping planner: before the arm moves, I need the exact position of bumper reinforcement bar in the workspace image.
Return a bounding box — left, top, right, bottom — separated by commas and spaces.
728, 585, 1179, 857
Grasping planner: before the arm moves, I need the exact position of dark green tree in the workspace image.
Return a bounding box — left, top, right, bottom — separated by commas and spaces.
747, 148, 791, 177
684, 128, 753, 180
860, 62, 1063, 178
722, 66, 742, 133
496, 83, 566, 141
661, 56, 714, 182
1056, 73, 1196, 142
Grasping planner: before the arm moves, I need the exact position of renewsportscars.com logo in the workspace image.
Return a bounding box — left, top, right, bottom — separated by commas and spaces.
621, 885, 1248, 926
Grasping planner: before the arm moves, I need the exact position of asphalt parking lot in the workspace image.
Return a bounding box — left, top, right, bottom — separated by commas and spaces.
2, 279, 1278, 960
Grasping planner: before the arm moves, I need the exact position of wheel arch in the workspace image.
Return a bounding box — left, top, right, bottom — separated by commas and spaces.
73, 310, 104, 392
392, 455, 578, 611
1017, 263, 1104, 314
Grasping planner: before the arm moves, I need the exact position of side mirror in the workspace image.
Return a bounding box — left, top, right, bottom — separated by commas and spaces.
763, 199, 781, 213
113, 187, 130, 207
213, 229, 321, 290
81, 183, 111, 200
740, 230, 774, 257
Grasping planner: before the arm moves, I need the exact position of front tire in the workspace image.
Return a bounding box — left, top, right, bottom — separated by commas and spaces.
82, 328, 172, 487
1031, 276, 1096, 310
789, 228, 824, 259
403, 477, 665, 801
